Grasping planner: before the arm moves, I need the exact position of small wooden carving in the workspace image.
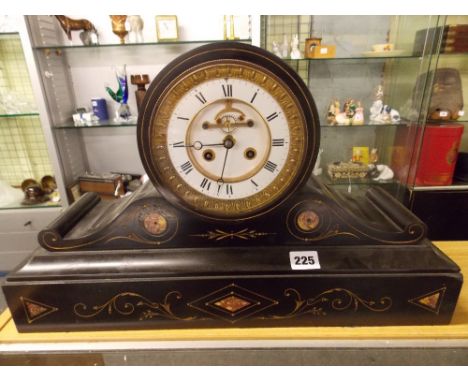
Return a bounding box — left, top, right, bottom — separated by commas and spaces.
131, 74, 150, 112
55, 15, 96, 41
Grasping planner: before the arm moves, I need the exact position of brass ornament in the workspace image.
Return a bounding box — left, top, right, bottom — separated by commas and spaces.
110, 15, 128, 44
296, 210, 320, 232
266, 288, 393, 320
287, 200, 359, 242
74, 291, 196, 321
143, 212, 168, 235
190, 228, 276, 241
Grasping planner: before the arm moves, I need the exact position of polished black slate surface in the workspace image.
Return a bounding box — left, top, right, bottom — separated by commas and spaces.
37, 178, 428, 253
5, 241, 459, 281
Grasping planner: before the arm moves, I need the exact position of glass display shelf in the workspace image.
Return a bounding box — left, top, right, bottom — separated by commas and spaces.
319, 172, 397, 187
413, 182, 468, 191
0, 112, 39, 118
283, 55, 421, 62
0, 32, 19, 37
34, 39, 252, 50
53, 119, 137, 129
321, 122, 406, 128
0, 200, 61, 210
439, 52, 468, 57
53, 119, 408, 130
427, 119, 468, 124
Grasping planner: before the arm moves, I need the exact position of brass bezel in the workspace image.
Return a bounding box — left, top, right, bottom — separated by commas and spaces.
149, 61, 307, 219
138, 42, 320, 221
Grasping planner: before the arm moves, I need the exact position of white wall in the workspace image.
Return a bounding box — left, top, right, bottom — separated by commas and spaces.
59, 15, 251, 175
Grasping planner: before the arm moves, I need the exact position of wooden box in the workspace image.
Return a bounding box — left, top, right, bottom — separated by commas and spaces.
306, 45, 336, 59
79, 174, 125, 199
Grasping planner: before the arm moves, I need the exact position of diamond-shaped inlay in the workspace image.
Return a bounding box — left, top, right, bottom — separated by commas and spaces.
188, 284, 278, 323
214, 295, 251, 313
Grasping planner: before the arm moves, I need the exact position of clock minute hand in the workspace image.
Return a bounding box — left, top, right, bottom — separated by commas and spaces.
173, 141, 225, 150
218, 147, 230, 184
216, 135, 235, 192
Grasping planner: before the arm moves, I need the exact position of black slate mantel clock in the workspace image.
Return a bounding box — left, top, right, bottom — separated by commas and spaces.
2, 43, 463, 332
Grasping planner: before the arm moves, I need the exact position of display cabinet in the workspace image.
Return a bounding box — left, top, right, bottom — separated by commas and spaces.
407, 15, 468, 240
261, 15, 468, 239
0, 17, 62, 271
260, 15, 443, 203
0, 28, 60, 209
23, 15, 252, 206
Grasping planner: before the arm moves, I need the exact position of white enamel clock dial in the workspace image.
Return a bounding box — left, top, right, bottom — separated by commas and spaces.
166, 78, 290, 200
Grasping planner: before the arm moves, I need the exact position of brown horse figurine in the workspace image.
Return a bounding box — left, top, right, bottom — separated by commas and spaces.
55, 15, 96, 40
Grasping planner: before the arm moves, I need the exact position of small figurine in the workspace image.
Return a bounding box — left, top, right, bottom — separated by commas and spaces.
389, 107, 401, 123
369, 98, 384, 122
330, 98, 364, 126
106, 65, 131, 120
369, 85, 401, 124
313, 148, 324, 176
128, 15, 144, 43
272, 41, 282, 58
344, 99, 357, 120
333, 100, 340, 118
290, 34, 301, 59
370, 103, 400, 124
337, 100, 353, 126
375, 84, 384, 100
326, 99, 338, 125
335, 110, 350, 125
353, 101, 364, 125
55, 15, 98, 45
370, 148, 379, 164
335, 113, 349, 125
280, 35, 289, 58
371, 164, 394, 181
